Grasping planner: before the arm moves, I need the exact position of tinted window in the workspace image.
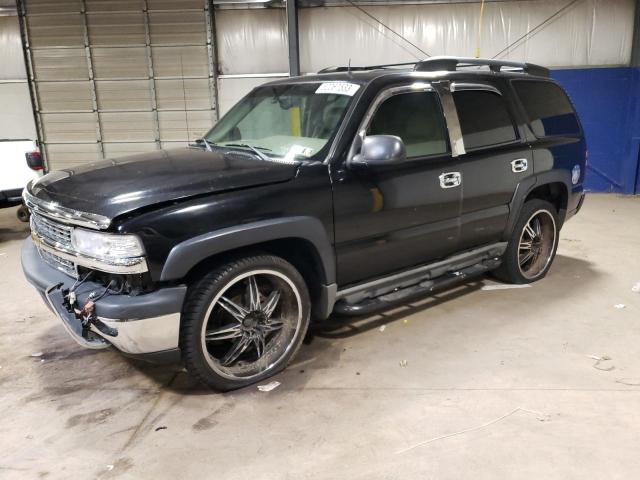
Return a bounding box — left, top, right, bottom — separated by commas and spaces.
206, 83, 353, 161
513, 80, 580, 137
453, 90, 517, 150
368, 91, 448, 157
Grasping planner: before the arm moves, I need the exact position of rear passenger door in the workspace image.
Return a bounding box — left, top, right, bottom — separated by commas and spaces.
450, 83, 532, 250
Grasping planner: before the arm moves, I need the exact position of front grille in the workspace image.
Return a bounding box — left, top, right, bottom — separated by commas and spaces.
31, 212, 73, 250
39, 248, 77, 278
30, 212, 77, 278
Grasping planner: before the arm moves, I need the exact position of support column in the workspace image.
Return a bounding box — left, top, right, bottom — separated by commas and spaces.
80, 0, 105, 159
631, 0, 640, 66
286, 0, 300, 77
17, 0, 48, 170
142, 0, 161, 150
205, 0, 220, 121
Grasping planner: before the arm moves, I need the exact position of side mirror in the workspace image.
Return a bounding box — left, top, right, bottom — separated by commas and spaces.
350, 135, 406, 168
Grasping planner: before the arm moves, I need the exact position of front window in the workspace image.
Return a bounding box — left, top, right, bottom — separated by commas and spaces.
203, 82, 357, 161
368, 91, 449, 158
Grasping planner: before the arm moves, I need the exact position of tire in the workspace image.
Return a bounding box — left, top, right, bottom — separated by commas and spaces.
180, 255, 310, 391
493, 199, 560, 284
16, 205, 30, 223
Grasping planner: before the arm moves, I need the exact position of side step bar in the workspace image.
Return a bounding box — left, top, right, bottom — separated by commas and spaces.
333, 242, 506, 316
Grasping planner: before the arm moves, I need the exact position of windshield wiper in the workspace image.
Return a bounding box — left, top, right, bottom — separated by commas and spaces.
193, 137, 214, 152
224, 143, 272, 161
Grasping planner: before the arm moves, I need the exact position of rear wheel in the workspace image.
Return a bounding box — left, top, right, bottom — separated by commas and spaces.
180, 255, 310, 391
494, 199, 559, 284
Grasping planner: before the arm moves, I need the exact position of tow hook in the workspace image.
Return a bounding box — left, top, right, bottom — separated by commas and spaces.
61, 286, 118, 338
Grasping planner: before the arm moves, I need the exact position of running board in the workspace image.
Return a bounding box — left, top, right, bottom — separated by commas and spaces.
333, 242, 506, 316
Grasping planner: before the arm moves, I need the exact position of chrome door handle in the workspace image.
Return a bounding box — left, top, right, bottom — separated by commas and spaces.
511, 158, 528, 173
439, 172, 461, 188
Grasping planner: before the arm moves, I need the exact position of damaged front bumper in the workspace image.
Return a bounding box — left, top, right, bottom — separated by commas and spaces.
21, 237, 186, 362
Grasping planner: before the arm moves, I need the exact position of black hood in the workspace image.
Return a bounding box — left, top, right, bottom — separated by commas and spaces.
29, 148, 298, 222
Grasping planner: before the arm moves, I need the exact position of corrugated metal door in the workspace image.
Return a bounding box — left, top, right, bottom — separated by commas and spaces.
18, 0, 218, 171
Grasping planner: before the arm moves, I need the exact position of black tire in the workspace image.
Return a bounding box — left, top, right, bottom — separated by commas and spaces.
493, 199, 560, 284
180, 255, 310, 391
16, 205, 30, 223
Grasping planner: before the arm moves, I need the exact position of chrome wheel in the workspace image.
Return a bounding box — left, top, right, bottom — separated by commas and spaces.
517, 209, 557, 280
200, 269, 302, 380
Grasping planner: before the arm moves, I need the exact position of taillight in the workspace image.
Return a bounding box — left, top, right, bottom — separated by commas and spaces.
25, 149, 44, 171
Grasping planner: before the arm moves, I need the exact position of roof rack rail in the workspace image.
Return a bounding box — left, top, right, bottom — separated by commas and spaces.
413, 56, 550, 77
317, 56, 549, 78
317, 62, 415, 74
317, 66, 369, 73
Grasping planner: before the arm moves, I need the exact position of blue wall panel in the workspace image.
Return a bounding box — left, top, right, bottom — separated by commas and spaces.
630, 69, 640, 194
551, 67, 640, 193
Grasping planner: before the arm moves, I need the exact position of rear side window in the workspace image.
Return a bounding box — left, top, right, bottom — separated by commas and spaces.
368, 91, 449, 158
452, 90, 517, 150
512, 80, 580, 138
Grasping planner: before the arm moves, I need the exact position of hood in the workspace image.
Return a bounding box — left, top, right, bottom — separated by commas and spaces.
29, 148, 298, 223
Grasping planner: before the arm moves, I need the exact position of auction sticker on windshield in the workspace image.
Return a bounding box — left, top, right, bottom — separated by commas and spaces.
315, 82, 360, 96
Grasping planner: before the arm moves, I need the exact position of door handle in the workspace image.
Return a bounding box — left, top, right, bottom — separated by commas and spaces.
439, 172, 461, 188
511, 158, 528, 173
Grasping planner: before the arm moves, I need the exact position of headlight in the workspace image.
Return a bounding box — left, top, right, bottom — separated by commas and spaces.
71, 228, 145, 264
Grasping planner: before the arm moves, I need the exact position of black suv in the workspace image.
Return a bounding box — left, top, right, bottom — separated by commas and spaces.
22, 57, 586, 390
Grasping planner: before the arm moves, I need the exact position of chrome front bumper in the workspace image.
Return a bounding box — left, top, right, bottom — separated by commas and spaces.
22, 237, 186, 357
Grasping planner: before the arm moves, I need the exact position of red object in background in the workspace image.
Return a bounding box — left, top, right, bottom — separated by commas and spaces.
25, 149, 43, 171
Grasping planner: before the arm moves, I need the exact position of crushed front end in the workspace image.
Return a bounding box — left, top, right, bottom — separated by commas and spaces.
21, 187, 186, 362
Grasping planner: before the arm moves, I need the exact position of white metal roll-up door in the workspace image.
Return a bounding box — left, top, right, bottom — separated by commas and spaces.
19, 0, 218, 171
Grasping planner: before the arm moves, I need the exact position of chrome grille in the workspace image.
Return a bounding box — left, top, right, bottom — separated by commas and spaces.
30, 212, 77, 278
31, 212, 73, 250
38, 248, 77, 278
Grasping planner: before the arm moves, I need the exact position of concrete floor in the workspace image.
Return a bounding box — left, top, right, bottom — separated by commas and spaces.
1, 194, 639, 479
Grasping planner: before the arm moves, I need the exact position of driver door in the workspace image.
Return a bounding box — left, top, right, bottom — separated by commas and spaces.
331, 83, 463, 286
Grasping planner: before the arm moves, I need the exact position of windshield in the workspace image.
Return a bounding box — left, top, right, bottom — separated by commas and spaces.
203, 82, 358, 161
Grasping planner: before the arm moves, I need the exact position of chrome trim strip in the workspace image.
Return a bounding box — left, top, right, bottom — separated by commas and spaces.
450, 82, 502, 95
432, 81, 466, 157
23, 188, 111, 230
91, 313, 181, 354
32, 232, 149, 275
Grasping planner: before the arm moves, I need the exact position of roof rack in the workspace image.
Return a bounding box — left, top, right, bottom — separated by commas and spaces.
316, 66, 370, 73
317, 61, 417, 74
317, 56, 549, 78
413, 56, 550, 77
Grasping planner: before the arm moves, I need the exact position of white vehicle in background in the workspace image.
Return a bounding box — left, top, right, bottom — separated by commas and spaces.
0, 139, 44, 222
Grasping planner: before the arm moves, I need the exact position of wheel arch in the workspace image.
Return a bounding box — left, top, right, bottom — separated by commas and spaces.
524, 182, 568, 219
504, 172, 571, 240
160, 217, 336, 320
160, 216, 335, 285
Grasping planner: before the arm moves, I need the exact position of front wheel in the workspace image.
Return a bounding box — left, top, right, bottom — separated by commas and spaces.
180, 255, 310, 391
494, 199, 559, 284
16, 205, 30, 223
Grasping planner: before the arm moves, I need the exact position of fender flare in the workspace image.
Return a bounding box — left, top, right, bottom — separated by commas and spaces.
159, 216, 335, 284
504, 170, 572, 240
